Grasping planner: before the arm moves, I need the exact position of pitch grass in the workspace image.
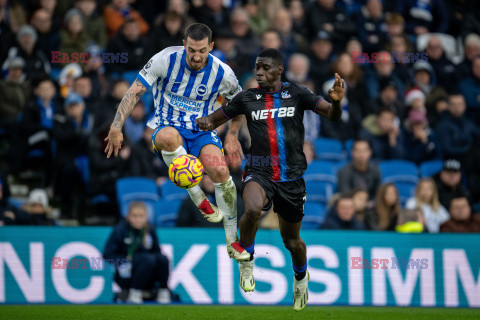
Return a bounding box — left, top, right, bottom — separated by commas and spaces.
1, 305, 479, 320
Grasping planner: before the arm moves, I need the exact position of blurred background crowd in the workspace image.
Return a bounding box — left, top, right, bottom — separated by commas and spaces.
0, 0, 480, 233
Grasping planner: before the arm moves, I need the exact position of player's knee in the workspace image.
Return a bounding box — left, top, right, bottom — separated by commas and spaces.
283, 237, 302, 253
208, 165, 229, 183
155, 127, 182, 151
244, 205, 262, 222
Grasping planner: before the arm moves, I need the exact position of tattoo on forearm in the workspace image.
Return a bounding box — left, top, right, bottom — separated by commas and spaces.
330, 100, 342, 121
227, 116, 242, 137
111, 79, 146, 129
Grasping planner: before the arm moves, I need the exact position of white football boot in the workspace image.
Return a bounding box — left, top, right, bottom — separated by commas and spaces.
197, 198, 223, 223
293, 271, 310, 311
239, 260, 255, 292
226, 239, 252, 262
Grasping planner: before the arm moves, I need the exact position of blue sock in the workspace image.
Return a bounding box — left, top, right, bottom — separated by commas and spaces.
240, 241, 255, 254
293, 262, 307, 280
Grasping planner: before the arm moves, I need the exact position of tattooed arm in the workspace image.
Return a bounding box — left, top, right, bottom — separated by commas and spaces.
104, 79, 147, 158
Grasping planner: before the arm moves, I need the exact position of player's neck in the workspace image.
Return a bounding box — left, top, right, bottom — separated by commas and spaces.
260, 81, 282, 93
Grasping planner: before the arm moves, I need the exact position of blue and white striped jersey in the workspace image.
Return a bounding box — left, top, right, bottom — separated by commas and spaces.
137, 46, 242, 131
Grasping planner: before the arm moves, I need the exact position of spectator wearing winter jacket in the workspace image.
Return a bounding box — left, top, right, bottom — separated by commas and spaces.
403, 110, 442, 164
435, 94, 480, 164
393, 0, 449, 35
321, 195, 365, 230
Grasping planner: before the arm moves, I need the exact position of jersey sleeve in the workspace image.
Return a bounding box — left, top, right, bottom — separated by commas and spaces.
298, 84, 324, 111
220, 90, 246, 120
136, 50, 168, 90
219, 64, 242, 101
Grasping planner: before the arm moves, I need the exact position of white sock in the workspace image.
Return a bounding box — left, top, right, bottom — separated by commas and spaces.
161, 146, 204, 206
214, 177, 238, 240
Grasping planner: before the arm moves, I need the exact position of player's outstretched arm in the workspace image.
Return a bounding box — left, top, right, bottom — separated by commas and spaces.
224, 115, 245, 166
196, 109, 229, 131
314, 73, 345, 121
104, 79, 147, 158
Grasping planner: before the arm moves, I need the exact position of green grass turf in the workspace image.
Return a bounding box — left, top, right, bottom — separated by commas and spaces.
0, 305, 479, 320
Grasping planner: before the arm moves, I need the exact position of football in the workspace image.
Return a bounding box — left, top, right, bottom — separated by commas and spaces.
168, 154, 204, 189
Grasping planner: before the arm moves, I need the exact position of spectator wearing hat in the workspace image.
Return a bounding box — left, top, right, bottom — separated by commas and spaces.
53, 93, 94, 221
364, 51, 405, 103
357, 0, 387, 54
433, 159, 471, 209
75, 0, 107, 49
104, 0, 149, 38
0, 57, 30, 128
308, 31, 334, 92
60, 9, 90, 68
435, 94, 480, 164
404, 87, 427, 115
3, 25, 51, 78
440, 194, 480, 233
359, 107, 404, 161
21, 188, 56, 225
403, 109, 442, 164
30, 8, 61, 61
424, 36, 458, 94
106, 18, 148, 74
367, 77, 405, 119
304, 0, 355, 50
393, 0, 448, 35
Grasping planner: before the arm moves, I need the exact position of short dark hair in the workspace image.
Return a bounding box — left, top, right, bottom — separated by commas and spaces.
184, 23, 212, 43
377, 107, 396, 116
353, 138, 371, 149
257, 48, 283, 66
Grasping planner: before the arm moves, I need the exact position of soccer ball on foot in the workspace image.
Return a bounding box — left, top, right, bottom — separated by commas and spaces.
168, 154, 204, 189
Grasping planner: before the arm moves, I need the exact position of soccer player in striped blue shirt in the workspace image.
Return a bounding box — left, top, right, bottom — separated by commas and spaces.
105, 23, 249, 261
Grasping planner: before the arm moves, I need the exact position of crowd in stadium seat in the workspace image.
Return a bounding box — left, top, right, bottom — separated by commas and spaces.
0, 0, 479, 232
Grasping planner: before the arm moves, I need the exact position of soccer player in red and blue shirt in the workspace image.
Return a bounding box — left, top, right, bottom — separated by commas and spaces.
196, 48, 345, 311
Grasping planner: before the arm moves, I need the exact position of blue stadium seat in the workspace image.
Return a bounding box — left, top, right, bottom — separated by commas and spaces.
419, 160, 443, 177
154, 199, 182, 227
313, 138, 346, 162
305, 160, 337, 205
116, 177, 160, 217
160, 181, 189, 201
379, 160, 419, 205
344, 139, 354, 160
302, 202, 326, 229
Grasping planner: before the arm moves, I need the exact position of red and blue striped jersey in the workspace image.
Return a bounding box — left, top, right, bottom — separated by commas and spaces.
221, 82, 323, 182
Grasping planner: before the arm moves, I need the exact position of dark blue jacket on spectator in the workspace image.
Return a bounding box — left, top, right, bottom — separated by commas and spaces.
435, 112, 480, 158
403, 128, 442, 164
103, 219, 161, 262
359, 125, 404, 161
393, 0, 449, 34
321, 208, 365, 230
459, 76, 480, 110
428, 53, 458, 94
357, 10, 387, 54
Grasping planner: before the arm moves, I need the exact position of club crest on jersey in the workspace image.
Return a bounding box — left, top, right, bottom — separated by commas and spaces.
256, 94, 262, 100
196, 84, 208, 96
281, 91, 291, 99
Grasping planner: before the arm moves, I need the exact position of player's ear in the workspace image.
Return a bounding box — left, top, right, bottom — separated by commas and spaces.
278, 65, 284, 74
183, 39, 186, 49
209, 41, 214, 52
